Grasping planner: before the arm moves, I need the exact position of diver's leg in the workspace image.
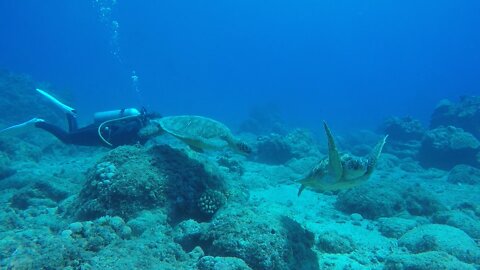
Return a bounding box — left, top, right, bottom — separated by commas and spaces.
66, 114, 78, 132
34, 121, 73, 144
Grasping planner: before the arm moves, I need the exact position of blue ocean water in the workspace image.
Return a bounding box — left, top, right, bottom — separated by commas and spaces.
1, 1, 479, 131
2, 2, 480, 269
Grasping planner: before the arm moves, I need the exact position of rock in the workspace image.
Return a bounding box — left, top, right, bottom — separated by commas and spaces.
403, 184, 446, 216
385, 251, 476, 270
127, 210, 168, 236
377, 217, 417, 238
335, 183, 406, 219
174, 219, 206, 252
431, 96, 480, 139
433, 210, 480, 239
418, 126, 480, 169
448, 164, 480, 185
316, 231, 355, 254
197, 256, 253, 270
255, 133, 295, 164
69, 222, 84, 234
399, 224, 480, 264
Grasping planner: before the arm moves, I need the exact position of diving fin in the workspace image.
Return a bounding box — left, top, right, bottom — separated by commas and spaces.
36, 88, 76, 115
0, 118, 44, 136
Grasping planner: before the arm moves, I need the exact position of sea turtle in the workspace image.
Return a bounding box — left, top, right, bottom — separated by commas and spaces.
151, 115, 252, 155
297, 122, 388, 196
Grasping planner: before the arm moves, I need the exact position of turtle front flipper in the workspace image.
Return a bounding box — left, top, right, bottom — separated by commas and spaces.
323, 122, 343, 181
364, 135, 388, 177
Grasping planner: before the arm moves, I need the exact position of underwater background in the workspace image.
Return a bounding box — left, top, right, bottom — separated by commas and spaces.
1, 1, 480, 270
1, 1, 479, 130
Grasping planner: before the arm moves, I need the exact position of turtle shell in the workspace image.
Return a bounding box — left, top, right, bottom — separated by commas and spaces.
158, 115, 234, 150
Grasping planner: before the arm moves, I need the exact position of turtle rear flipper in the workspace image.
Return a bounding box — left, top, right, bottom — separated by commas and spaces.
323, 122, 343, 181
364, 135, 388, 177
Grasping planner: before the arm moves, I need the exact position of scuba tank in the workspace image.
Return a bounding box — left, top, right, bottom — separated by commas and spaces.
94, 108, 141, 124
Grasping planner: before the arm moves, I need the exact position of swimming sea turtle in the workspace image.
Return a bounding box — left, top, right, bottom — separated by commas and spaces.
152, 115, 252, 155
297, 122, 388, 196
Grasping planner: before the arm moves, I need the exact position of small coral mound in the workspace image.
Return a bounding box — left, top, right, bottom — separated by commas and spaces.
68, 144, 227, 222
71, 145, 166, 220
198, 190, 226, 216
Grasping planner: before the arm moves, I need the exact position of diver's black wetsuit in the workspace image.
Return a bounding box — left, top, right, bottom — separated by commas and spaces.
35, 113, 147, 147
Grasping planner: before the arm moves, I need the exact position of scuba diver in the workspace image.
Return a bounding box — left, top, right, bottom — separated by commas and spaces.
0, 89, 160, 147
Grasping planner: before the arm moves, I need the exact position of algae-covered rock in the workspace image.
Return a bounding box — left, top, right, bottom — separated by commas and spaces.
197, 256, 253, 270
399, 224, 480, 264
385, 251, 476, 270
0, 151, 15, 180
316, 231, 355, 254
200, 205, 318, 270
433, 210, 480, 239
403, 184, 446, 216
418, 126, 480, 169
377, 217, 417, 239
335, 183, 406, 219
448, 164, 480, 185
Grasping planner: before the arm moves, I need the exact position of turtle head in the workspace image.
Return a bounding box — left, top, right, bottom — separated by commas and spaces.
341, 155, 368, 180
235, 141, 252, 155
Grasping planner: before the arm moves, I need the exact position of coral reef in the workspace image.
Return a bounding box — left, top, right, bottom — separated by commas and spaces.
69, 144, 227, 221
71, 145, 167, 220
418, 126, 480, 169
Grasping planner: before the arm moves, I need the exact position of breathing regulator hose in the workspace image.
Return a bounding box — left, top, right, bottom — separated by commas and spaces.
97, 115, 141, 147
